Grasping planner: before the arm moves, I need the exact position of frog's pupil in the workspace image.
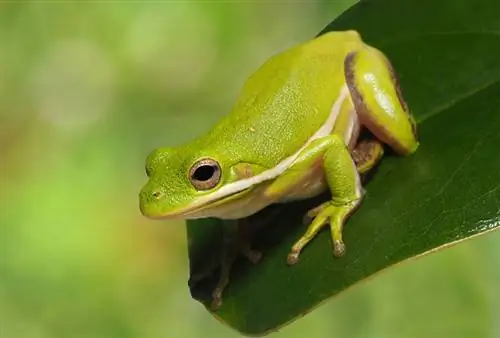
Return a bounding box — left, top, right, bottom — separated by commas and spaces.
193, 165, 216, 181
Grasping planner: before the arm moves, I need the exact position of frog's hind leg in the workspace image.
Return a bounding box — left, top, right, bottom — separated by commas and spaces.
209, 207, 284, 310
352, 138, 384, 175
344, 46, 419, 156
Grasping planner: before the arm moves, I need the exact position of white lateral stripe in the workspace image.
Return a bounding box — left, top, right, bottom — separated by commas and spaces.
343, 110, 357, 145
353, 160, 363, 198
192, 85, 350, 207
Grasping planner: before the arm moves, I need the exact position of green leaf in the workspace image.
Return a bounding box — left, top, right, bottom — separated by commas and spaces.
187, 0, 500, 335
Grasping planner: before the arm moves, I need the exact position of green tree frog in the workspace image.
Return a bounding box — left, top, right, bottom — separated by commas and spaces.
139, 31, 419, 308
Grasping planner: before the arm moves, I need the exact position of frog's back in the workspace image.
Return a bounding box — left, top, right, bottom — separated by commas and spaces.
203, 31, 365, 166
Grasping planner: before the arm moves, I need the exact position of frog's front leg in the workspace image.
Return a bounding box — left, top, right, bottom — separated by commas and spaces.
265, 134, 362, 264
345, 45, 419, 155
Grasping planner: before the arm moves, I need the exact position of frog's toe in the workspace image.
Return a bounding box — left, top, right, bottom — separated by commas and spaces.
211, 288, 224, 310
326, 201, 360, 258
332, 239, 346, 257
303, 204, 326, 225
287, 205, 330, 265
287, 251, 300, 265
242, 248, 263, 264
302, 214, 312, 226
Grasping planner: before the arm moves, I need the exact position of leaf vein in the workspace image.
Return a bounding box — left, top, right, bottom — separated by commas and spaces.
417, 77, 500, 124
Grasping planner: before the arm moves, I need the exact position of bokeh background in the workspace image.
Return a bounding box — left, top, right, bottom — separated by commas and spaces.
1, 2, 499, 338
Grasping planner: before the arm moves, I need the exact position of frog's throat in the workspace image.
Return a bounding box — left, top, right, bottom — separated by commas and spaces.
178, 85, 352, 218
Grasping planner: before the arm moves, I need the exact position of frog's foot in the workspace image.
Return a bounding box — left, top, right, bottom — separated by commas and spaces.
288, 199, 360, 265
236, 218, 264, 264
211, 245, 262, 310
241, 246, 263, 264
211, 251, 234, 310
352, 139, 384, 175
302, 203, 327, 227
211, 220, 263, 310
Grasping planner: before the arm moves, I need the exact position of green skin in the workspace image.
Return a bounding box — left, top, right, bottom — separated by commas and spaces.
139, 31, 419, 308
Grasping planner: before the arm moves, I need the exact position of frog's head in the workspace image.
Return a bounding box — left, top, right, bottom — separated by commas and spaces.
139, 146, 266, 220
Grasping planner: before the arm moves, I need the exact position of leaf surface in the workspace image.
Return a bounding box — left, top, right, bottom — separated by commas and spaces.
187, 0, 500, 335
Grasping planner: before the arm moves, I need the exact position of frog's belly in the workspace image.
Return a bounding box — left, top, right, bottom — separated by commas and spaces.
277, 163, 328, 203
194, 163, 328, 220
195, 170, 327, 220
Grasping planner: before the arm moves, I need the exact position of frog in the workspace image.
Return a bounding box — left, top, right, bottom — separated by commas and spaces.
139, 30, 419, 309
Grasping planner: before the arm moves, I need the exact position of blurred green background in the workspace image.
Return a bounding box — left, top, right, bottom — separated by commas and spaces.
1, 2, 499, 338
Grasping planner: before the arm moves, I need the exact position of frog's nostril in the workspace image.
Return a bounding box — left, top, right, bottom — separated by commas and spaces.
152, 191, 164, 200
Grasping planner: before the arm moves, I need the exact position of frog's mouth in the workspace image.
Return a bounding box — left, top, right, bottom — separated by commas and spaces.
148, 187, 256, 220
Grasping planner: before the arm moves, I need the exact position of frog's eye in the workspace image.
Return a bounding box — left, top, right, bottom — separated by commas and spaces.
189, 158, 221, 190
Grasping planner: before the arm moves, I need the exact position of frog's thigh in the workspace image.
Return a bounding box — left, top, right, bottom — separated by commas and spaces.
345, 46, 419, 155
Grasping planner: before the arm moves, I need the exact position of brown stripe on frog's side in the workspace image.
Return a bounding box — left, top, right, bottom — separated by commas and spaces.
384, 58, 418, 140
344, 51, 392, 144
343, 51, 363, 111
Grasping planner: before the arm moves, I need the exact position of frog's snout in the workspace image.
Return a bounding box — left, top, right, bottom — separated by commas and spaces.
139, 182, 165, 217
142, 188, 163, 203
